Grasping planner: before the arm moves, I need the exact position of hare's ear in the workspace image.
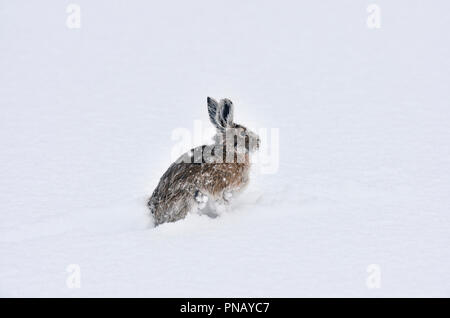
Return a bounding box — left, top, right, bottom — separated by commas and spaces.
219, 98, 234, 128
207, 97, 234, 131
207, 97, 220, 128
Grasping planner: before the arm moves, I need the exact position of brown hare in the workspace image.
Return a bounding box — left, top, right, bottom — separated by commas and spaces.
148, 97, 260, 225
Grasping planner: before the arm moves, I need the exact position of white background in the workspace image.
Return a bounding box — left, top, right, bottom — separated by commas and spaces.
1, 0, 449, 297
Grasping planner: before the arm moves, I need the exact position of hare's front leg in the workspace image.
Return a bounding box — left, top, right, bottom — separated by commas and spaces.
194, 190, 209, 210
223, 190, 233, 204
208, 190, 232, 215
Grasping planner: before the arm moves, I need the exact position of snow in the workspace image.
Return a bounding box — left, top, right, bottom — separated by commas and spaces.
1, 1, 450, 297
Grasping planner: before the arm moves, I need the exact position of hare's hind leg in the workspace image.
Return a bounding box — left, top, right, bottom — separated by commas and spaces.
170, 189, 209, 222
152, 190, 197, 225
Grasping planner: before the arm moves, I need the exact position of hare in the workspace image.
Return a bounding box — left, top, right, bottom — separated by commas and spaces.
148, 97, 260, 225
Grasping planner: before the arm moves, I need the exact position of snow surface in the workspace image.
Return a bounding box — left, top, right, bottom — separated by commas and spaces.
1, 0, 450, 297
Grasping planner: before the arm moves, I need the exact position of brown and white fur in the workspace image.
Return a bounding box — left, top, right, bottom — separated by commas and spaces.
148, 97, 260, 225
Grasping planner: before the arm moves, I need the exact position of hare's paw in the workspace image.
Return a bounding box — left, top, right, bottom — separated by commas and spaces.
194, 190, 209, 210
223, 190, 233, 204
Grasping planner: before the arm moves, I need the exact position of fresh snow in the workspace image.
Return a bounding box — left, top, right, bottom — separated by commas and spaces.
1, 1, 450, 297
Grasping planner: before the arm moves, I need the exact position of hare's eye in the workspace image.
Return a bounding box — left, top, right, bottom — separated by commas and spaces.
239, 130, 246, 137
